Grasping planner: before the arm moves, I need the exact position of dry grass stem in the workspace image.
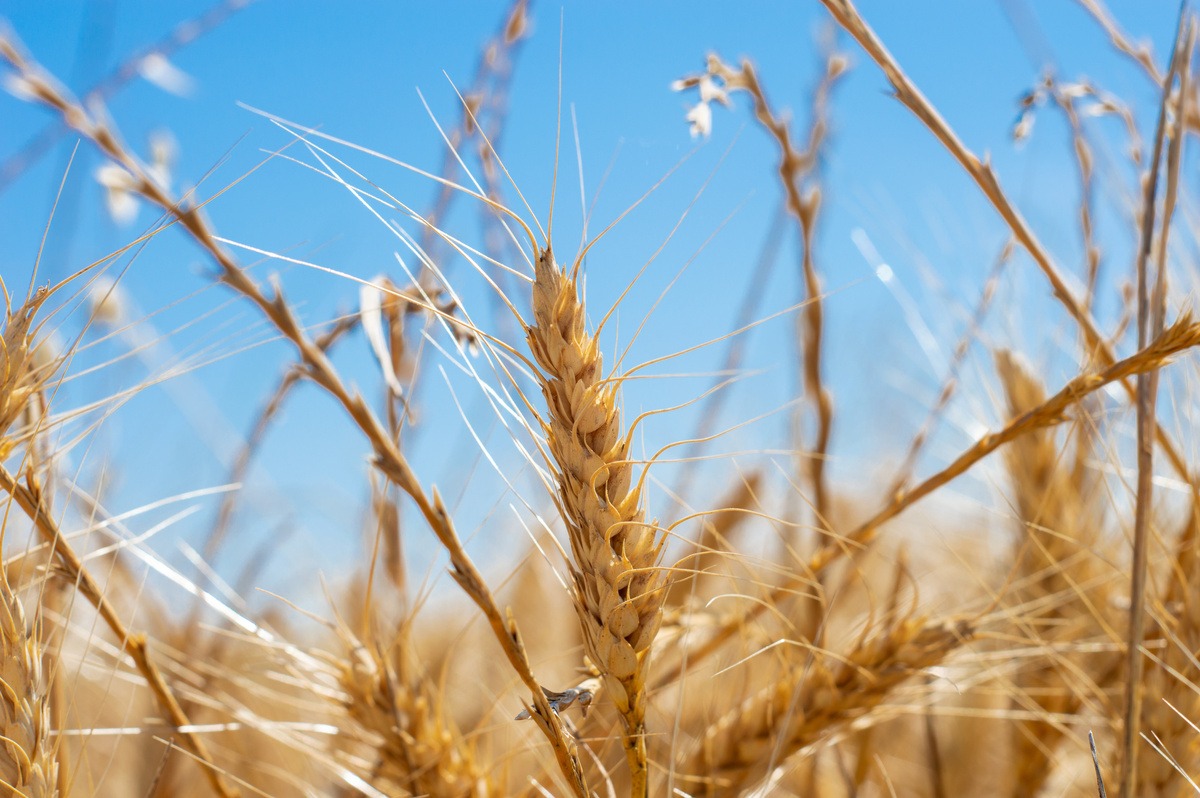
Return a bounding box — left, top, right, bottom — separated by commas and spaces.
1123, 13, 1192, 795
1136, 502, 1200, 795
676, 48, 845, 525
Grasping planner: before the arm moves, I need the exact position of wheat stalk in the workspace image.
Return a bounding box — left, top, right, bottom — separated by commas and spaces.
1136, 500, 1200, 795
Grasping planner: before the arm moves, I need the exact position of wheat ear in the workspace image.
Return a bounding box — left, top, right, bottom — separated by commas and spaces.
681, 617, 971, 797
0, 567, 57, 798
337, 623, 495, 798
527, 246, 665, 797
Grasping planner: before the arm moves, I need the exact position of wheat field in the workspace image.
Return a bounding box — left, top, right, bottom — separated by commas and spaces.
1, 1, 1199, 796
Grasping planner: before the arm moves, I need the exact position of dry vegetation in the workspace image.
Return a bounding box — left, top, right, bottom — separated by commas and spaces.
2, 0, 1200, 796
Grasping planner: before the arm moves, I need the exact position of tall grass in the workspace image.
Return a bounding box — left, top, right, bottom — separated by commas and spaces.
2, 1, 1200, 796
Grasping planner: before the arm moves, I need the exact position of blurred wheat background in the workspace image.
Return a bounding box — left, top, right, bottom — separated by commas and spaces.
1, 1, 1199, 796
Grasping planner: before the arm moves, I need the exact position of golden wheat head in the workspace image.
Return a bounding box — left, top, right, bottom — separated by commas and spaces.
526, 245, 666, 793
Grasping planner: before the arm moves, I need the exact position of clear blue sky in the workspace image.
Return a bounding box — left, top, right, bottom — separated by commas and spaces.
0, 2, 1182, 602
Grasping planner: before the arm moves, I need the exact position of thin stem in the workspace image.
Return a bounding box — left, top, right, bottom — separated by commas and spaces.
1121, 10, 1191, 795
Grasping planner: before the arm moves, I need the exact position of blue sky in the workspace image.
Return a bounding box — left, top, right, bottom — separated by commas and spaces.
0, 1, 1185, 602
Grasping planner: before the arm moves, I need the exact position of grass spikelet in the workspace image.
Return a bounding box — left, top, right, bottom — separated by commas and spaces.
526, 245, 666, 796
